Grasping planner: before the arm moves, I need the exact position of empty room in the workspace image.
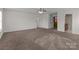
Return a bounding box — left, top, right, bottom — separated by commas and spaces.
0, 8, 79, 50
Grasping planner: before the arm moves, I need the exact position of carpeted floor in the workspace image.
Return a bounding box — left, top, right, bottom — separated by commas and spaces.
0, 28, 79, 50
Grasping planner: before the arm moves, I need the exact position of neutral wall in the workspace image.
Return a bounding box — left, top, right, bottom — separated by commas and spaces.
0, 8, 3, 38
57, 11, 65, 32
38, 14, 49, 28
72, 11, 79, 34
3, 9, 37, 32
37, 9, 79, 34
2, 9, 79, 34
57, 10, 73, 32
57, 9, 79, 34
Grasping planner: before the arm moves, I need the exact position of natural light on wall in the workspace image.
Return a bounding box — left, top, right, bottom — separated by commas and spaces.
0, 11, 2, 31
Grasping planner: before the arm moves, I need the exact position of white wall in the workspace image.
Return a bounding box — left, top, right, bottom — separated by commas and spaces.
72, 11, 79, 34
3, 9, 37, 32
36, 9, 79, 34
0, 10, 2, 32
57, 10, 73, 32
38, 14, 49, 28
57, 9, 79, 34
2, 9, 79, 34
0, 8, 3, 38
57, 11, 65, 32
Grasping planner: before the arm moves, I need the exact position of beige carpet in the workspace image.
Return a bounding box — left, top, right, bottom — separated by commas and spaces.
0, 28, 79, 50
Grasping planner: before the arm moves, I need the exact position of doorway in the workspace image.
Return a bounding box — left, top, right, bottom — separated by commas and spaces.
50, 13, 58, 30
65, 14, 72, 33
53, 16, 57, 30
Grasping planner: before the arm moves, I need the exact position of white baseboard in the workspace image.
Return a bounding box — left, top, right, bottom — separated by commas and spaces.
72, 32, 79, 35
3, 27, 37, 33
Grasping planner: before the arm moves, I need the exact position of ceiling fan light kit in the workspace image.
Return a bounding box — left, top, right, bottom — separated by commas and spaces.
38, 8, 47, 14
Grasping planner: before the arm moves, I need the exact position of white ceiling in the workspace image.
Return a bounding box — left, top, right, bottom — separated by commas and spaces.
6, 8, 79, 14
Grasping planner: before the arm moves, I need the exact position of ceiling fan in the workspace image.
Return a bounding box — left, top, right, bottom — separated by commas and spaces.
38, 8, 47, 14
